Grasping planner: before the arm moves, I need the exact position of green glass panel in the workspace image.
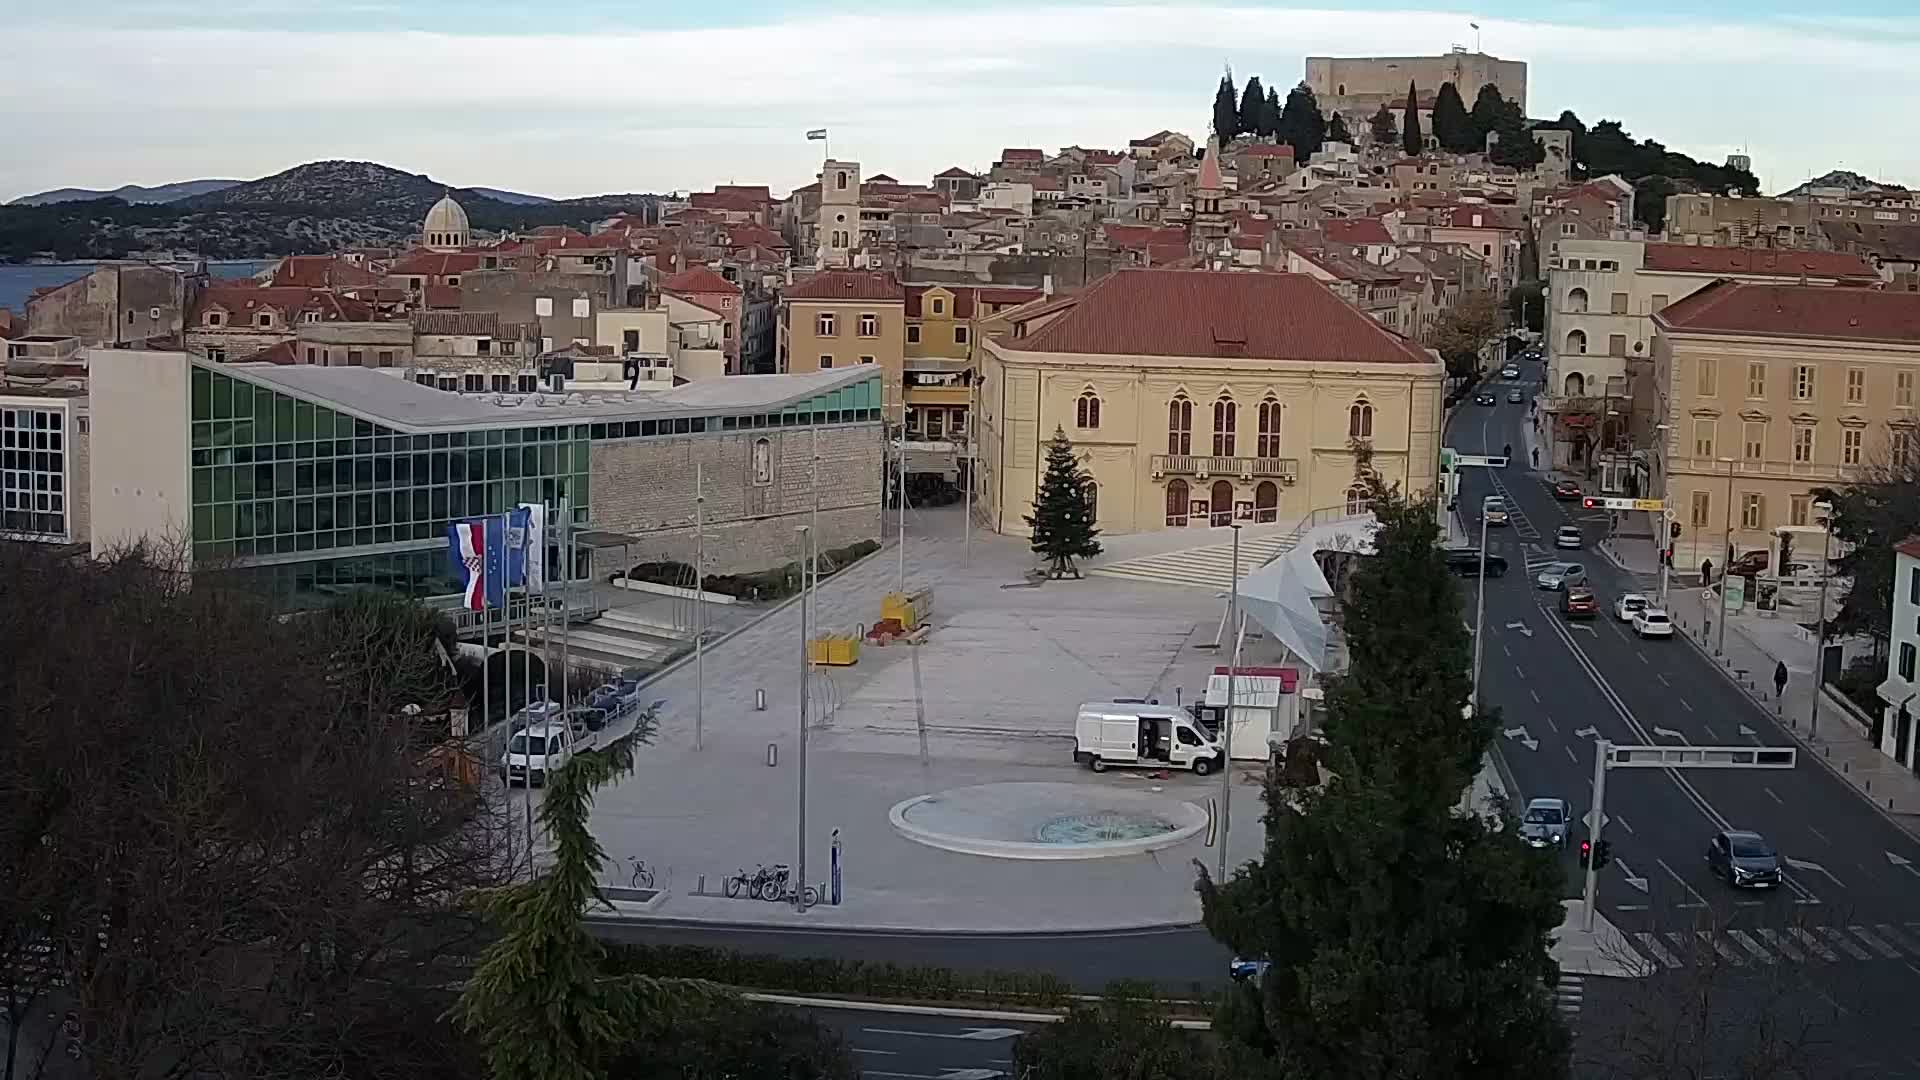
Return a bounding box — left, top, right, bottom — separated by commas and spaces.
212, 504, 233, 541
276, 398, 295, 441
212, 467, 233, 502
234, 504, 254, 538
540, 445, 557, 474
295, 401, 315, 440
191, 367, 212, 421
230, 380, 251, 419
231, 419, 254, 446
211, 374, 235, 419
192, 468, 211, 504
254, 383, 274, 433
233, 464, 255, 499
314, 407, 336, 439
192, 422, 212, 449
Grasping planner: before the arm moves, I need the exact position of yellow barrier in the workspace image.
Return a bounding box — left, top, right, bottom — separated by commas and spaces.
807, 632, 861, 666
880, 587, 936, 631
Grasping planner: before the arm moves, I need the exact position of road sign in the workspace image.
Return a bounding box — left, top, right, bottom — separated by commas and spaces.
1454, 454, 1510, 468
1606, 744, 1795, 769
1580, 496, 1665, 511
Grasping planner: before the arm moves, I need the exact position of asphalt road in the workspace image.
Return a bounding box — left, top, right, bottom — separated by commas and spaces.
804, 1006, 1040, 1080
1454, 358, 1920, 1077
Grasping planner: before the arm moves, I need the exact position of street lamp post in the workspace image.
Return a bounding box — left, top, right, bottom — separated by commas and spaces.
1217, 523, 1241, 882
694, 464, 706, 752
1811, 501, 1834, 736
1470, 495, 1492, 716
1653, 423, 1671, 608
1717, 457, 1735, 656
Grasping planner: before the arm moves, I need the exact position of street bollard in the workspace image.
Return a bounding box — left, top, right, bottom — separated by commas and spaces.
755, 688, 767, 711
767, 743, 778, 767
1843, 761, 1849, 773
1866, 780, 1872, 794
696, 873, 707, 895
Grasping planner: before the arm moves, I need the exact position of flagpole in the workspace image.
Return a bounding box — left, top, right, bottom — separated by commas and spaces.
529, 506, 544, 873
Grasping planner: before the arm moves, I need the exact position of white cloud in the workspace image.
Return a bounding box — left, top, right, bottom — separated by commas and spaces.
3, 5, 1916, 198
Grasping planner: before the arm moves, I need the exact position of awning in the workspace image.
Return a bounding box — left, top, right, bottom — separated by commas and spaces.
1234, 514, 1377, 674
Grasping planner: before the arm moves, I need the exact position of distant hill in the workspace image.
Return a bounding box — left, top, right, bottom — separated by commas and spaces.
0, 160, 656, 262
1776, 169, 1910, 199
9, 179, 241, 206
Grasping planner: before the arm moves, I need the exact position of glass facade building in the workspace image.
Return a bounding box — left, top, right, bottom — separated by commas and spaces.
1, 399, 74, 541
187, 362, 882, 605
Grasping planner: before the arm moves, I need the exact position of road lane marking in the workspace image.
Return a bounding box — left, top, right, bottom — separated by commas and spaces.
1679, 698, 1694, 712
1616, 815, 1635, 835
1638, 650, 1649, 664
1657, 673, 1670, 686
1662, 932, 1697, 965
1617, 903, 1649, 911
1756, 928, 1807, 962
1530, 689, 1541, 702
1696, 930, 1745, 965
853, 1049, 900, 1056
1807, 825, 1831, 845
1851, 926, 1903, 959
1789, 928, 1840, 961
1702, 725, 1718, 741
1876, 924, 1920, 957
1728, 929, 1775, 963
1765, 786, 1783, 805
1503, 644, 1512, 658
1656, 857, 1710, 908
1544, 714, 1558, 733
1564, 745, 1577, 763
1817, 926, 1874, 961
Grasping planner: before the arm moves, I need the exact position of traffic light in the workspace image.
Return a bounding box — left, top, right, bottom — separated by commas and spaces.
1582, 497, 1598, 509
1593, 839, 1613, 870
1578, 839, 1592, 867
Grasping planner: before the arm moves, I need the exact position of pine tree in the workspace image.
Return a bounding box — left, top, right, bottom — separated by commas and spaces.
1486, 93, 1545, 170
1212, 71, 1240, 143
1431, 81, 1474, 152
1367, 104, 1398, 146
1326, 111, 1352, 146
1469, 83, 1508, 147
1238, 75, 1266, 142
1196, 478, 1571, 1080
1262, 87, 1282, 138
1276, 82, 1327, 163
1025, 428, 1101, 579
1401, 81, 1423, 156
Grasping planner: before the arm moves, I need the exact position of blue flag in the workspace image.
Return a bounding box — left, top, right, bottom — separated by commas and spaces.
505, 506, 532, 593
482, 512, 509, 609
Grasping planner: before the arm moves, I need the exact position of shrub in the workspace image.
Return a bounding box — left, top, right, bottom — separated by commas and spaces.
604, 943, 1074, 1008
624, 540, 882, 603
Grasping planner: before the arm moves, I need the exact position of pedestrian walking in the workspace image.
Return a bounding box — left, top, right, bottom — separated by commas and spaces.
1701, 557, 1714, 586
1773, 660, 1789, 700
1531, 447, 1539, 467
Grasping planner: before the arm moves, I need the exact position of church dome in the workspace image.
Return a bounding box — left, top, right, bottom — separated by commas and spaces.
422, 195, 470, 250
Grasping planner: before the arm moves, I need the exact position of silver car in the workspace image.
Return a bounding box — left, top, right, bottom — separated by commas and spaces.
1536, 562, 1587, 590
1521, 797, 1569, 849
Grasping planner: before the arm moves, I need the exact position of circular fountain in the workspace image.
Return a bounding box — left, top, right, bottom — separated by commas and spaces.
889, 782, 1207, 860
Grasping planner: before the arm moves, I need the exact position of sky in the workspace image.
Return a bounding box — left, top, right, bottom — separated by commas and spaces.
5, 1, 1920, 202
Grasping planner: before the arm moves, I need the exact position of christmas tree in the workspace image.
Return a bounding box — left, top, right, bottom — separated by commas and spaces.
1025, 428, 1102, 579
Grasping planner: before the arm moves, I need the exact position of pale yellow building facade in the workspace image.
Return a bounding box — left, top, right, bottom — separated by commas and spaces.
777, 270, 907, 420
975, 269, 1446, 537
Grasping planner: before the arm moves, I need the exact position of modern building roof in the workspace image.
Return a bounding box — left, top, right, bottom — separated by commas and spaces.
1003, 268, 1435, 365
1818, 220, 1920, 264
1640, 243, 1878, 281
214, 359, 881, 433
1653, 280, 1920, 345
782, 270, 905, 302
1325, 218, 1394, 246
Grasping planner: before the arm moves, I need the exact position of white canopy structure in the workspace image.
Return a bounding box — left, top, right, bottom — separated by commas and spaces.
1233, 514, 1377, 674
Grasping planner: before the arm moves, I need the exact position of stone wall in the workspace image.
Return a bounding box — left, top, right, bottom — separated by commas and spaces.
588, 421, 883, 575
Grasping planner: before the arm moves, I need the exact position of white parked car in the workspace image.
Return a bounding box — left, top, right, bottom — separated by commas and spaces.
1554, 525, 1584, 550
1632, 609, 1675, 638
1536, 562, 1587, 591
1614, 593, 1649, 622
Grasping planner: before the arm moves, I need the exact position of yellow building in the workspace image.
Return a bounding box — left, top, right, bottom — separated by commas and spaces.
777, 270, 907, 420
901, 283, 1046, 443
975, 268, 1446, 536
1647, 280, 1920, 569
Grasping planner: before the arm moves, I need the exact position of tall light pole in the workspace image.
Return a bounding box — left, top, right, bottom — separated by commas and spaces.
1217, 522, 1241, 882
694, 464, 706, 751
897, 431, 908, 592
1717, 456, 1735, 655
1811, 500, 1834, 736
1654, 422, 1671, 608
1470, 495, 1492, 716
794, 522, 812, 913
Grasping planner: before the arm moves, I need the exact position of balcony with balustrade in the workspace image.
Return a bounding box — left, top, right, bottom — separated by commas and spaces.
1150, 454, 1299, 483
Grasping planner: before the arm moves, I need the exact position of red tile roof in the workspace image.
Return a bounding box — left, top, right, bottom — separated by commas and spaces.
783, 270, 905, 302
1086, 150, 1124, 165
1896, 536, 1920, 561
999, 148, 1044, 162
423, 285, 462, 309
388, 250, 485, 276
1005, 268, 1433, 364
412, 311, 504, 337
269, 255, 382, 290
903, 284, 1045, 318
254, 340, 300, 365
1103, 223, 1189, 251
1654, 280, 1920, 344
193, 285, 372, 324
1641, 243, 1879, 281
1197, 148, 1223, 191
690, 190, 766, 213
936, 166, 974, 179
661, 266, 741, 296
1325, 218, 1393, 246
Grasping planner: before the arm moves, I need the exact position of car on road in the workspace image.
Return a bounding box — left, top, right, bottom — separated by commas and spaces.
1551, 479, 1583, 501
1443, 547, 1508, 577
1520, 797, 1570, 849
1632, 609, 1674, 638
1613, 593, 1650, 622
1506, 389, 1524, 404
1554, 525, 1584, 550
1229, 957, 1272, 983
1483, 498, 1510, 526
1536, 562, 1587, 590
1475, 392, 1496, 406
1560, 586, 1598, 619
1729, 549, 1770, 577
1707, 829, 1782, 889
1501, 365, 1520, 379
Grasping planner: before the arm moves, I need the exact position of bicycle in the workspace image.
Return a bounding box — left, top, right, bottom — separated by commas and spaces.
756, 863, 791, 902
627, 857, 655, 891
724, 862, 778, 900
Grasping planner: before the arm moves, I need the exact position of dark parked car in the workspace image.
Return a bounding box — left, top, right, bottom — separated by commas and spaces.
1560, 586, 1598, 619
1707, 829, 1782, 889
1729, 549, 1770, 577
1443, 547, 1508, 577
1552, 479, 1583, 501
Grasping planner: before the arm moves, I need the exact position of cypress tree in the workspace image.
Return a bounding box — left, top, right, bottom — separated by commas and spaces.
1367, 104, 1398, 147
1431, 81, 1473, 152
1262, 86, 1282, 138
1326, 112, 1352, 146
1238, 75, 1267, 141
1213, 71, 1240, 143
1276, 82, 1328, 163
1469, 83, 1508, 147
1025, 428, 1101, 579
1401, 81, 1423, 156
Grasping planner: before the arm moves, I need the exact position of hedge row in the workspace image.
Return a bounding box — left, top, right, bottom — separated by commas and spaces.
626, 539, 881, 603
604, 942, 1076, 1008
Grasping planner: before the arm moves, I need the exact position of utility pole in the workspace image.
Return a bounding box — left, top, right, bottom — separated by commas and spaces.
796, 432, 821, 912
1217, 523, 1241, 882
694, 464, 706, 751
1811, 501, 1834, 737
1718, 457, 1734, 655
1581, 738, 1609, 932
1470, 497, 1491, 716
896, 425, 908, 592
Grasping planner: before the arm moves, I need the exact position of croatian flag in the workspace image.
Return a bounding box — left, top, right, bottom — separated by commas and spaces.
447, 519, 487, 610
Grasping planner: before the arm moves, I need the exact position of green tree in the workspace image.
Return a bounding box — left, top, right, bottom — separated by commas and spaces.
1430, 82, 1474, 152
1276, 82, 1327, 162
1263, 86, 1282, 138
1238, 75, 1267, 141
1326, 111, 1352, 145
1401, 81, 1423, 156
1025, 427, 1101, 578
1426, 289, 1504, 380
1509, 280, 1545, 334
1814, 460, 1920, 652
1213, 70, 1240, 143
1468, 83, 1508, 147
1367, 104, 1398, 146
1196, 480, 1570, 1080
456, 705, 724, 1080
1485, 92, 1545, 171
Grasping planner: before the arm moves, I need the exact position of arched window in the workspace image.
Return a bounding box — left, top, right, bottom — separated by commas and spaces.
1167, 396, 1192, 455
1076, 391, 1101, 430
1165, 479, 1190, 526
1083, 479, 1099, 524
1255, 480, 1279, 523
1210, 480, 1234, 527
1212, 395, 1237, 456
1566, 287, 1589, 314
1567, 329, 1587, 355
1346, 484, 1371, 516
1257, 397, 1282, 458
836, 171, 849, 190
1564, 372, 1586, 396
1348, 399, 1373, 439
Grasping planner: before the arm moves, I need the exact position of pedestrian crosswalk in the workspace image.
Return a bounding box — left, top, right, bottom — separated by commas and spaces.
1625, 921, 1920, 971
1554, 973, 1584, 1019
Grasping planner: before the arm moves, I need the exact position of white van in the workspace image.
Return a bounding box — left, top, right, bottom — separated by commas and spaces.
1073, 702, 1224, 775
499, 719, 595, 787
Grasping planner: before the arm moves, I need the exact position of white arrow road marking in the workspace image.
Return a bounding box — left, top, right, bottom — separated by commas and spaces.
1888, 851, 1920, 878
1653, 726, 1688, 741
863, 1028, 1026, 1042
1503, 726, 1539, 751
1570, 623, 1596, 634
1785, 856, 1846, 890
1506, 621, 1534, 638
1573, 726, 1598, 738
1738, 724, 1758, 742
1616, 859, 1650, 893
